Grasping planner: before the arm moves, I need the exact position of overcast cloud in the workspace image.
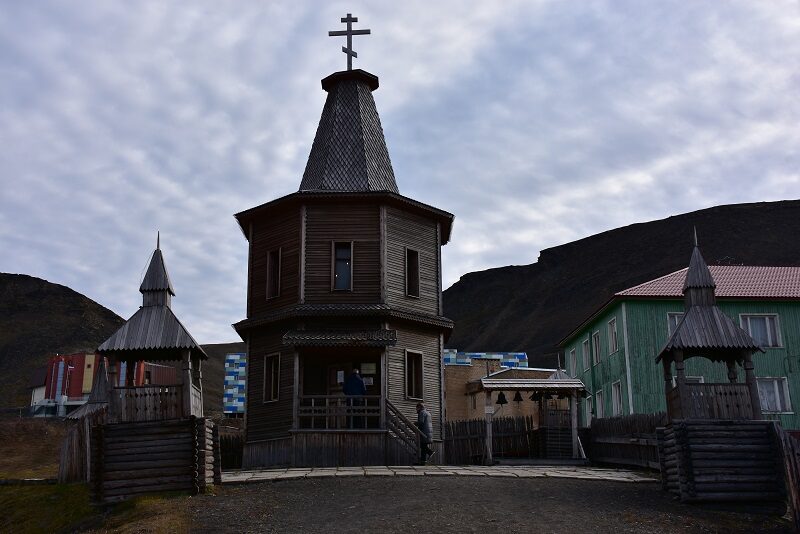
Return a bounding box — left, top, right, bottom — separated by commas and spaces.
1, 1, 798, 342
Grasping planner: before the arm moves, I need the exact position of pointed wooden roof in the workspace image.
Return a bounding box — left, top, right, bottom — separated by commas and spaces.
98, 242, 206, 360
657, 245, 761, 362
299, 69, 399, 193
140, 247, 175, 296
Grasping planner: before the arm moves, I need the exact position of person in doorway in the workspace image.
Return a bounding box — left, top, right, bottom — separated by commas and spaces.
416, 402, 434, 465
343, 368, 367, 428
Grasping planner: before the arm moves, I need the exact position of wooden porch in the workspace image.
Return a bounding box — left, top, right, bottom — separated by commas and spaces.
245, 397, 428, 468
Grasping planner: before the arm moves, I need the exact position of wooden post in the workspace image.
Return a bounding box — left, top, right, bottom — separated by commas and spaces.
292, 352, 300, 430
674, 350, 686, 418
743, 351, 762, 420
182, 350, 192, 418
570, 391, 579, 459
484, 389, 493, 465
726, 360, 738, 383
662, 358, 673, 420
107, 357, 117, 421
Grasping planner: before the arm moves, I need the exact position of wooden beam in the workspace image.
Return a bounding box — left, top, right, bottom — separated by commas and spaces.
484, 390, 493, 465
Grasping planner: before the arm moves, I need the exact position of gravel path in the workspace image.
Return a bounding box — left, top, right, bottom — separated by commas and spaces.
187, 476, 791, 533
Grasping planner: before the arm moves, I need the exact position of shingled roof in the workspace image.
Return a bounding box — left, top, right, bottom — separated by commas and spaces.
299, 69, 399, 193
139, 248, 175, 296
617, 265, 800, 299
98, 241, 206, 359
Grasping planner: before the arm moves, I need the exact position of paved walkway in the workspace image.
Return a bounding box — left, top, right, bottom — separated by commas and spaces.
222, 465, 657, 484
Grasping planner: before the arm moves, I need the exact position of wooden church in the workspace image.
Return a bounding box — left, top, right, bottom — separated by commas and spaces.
234, 16, 454, 467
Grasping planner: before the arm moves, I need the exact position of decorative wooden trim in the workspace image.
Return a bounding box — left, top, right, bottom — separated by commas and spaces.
246, 222, 253, 317
292, 353, 300, 430
436, 222, 442, 315
380, 205, 387, 303
299, 205, 306, 304
621, 302, 634, 414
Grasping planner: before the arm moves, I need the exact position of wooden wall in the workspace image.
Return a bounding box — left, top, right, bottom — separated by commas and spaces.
249, 207, 301, 315
385, 206, 440, 315
246, 327, 295, 442
90, 418, 219, 504
304, 203, 381, 303
386, 324, 443, 440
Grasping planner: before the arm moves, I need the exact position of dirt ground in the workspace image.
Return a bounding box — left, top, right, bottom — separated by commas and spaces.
186, 477, 792, 533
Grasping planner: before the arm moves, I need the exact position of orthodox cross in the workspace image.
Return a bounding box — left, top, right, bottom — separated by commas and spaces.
328, 13, 370, 71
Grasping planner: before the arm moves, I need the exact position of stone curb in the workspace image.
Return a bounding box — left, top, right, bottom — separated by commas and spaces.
221, 467, 658, 486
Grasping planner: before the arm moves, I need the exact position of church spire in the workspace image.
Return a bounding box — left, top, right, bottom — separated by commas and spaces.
682, 229, 716, 307
299, 16, 398, 194
140, 233, 175, 307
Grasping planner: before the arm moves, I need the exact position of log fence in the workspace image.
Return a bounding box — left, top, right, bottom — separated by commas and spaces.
444, 416, 537, 465
588, 412, 666, 470
774, 423, 800, 529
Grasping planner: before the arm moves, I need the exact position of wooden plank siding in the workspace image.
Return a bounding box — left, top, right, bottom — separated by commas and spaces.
386, 323, 443, 440
246, 327, 295, 442
249, 207, 301, 315
304, 203, 381, 303
385, 206, 440, 315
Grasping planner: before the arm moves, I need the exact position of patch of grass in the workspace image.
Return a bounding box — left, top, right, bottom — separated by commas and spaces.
91, 492, 190, 534
0, 419, 65, 479
0, 484, 95, 534
0, 484, 195, 534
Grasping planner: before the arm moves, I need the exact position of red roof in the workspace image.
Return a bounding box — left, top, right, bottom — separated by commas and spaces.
617, 266, 800, 299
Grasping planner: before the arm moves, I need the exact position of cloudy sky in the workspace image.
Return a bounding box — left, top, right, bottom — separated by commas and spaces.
1, 1, 798, 343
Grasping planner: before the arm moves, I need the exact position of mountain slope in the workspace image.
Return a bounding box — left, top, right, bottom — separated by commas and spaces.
443, 200, 800, 367
0, 274, 125, 409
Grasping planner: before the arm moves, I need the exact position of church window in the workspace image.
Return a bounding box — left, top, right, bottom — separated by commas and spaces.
267, 248, 281, 299
406, 350, 423, 400
332, 242, 353, 291
263, 353, 280, 403
406, 248, 420, 298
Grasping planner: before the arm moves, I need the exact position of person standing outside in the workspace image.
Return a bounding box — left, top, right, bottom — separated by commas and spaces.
416, 402, 434, 464
343, 368, 367, 428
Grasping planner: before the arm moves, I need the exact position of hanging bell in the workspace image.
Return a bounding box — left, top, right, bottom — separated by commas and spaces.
529, 392, 542, 402
496, 392, 508, 405
513, 391, 523, 403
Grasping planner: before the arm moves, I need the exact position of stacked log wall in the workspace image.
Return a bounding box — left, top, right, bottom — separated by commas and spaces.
658, 420, 785, 511
91, 417, 217, 504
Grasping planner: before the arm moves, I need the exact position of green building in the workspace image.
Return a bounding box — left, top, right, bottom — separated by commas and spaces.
560, 256, 800, 430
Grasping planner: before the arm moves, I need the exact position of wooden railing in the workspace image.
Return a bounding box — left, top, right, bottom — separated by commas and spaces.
667, 383, 753, 420
109, 385, 183, 423
297, 395, 382, 430
386, 400, 420, 457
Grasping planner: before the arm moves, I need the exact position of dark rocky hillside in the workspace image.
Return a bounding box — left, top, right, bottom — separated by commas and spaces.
443, 200, 800, 367
0, 273, 124, 409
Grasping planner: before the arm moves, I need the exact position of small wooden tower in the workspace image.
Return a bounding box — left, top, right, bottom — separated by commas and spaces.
656, 239, 785, 509
72, 238, 221, 503
234, 20, 454, 468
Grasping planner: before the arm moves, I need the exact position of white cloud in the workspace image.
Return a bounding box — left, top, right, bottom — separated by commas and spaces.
0, 0, 798, 342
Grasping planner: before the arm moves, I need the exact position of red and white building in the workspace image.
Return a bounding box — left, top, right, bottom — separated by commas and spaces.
30, 352, 176, 417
